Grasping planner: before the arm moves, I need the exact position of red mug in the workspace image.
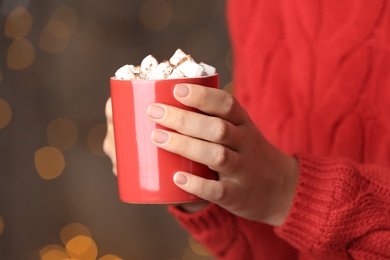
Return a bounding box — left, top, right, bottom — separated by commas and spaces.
110, 74, 219, 204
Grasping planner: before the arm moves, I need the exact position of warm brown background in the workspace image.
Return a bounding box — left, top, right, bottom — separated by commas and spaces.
0, 0, 232, 259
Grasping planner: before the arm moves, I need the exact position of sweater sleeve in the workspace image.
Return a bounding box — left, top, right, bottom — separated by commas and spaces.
168, 203, 297, 259
168, 203, 254, 259
275, 154, 390, 259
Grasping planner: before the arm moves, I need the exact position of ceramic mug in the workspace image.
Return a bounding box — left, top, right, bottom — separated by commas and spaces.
110, 74, 219, 203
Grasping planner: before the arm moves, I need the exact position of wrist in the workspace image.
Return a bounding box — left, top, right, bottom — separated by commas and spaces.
273, 154, 299, 226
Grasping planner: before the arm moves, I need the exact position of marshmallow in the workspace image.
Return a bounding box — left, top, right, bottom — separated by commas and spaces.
147, 61, 173, 79
115, 64, 135, 80
200, 62, 216, 76
114, 49, 216, 80
167, 68, 185, 79
140, 55, 158, 77
169, 48, 187, 66
176, 56, 205, 77
131, 65, 143, 79
132, 65, 141, 74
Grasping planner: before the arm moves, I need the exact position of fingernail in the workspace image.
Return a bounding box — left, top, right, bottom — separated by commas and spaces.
151, 129, 169, 144
174, 172, 188, 185
147, 104, 165, 119
175, 84, 189, 97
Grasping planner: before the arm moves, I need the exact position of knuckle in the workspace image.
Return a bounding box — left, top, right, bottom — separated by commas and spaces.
213, 182, 237, 206
213, 146, 231, 169
195, 180, 208, 195
212, 146, 238, 172
213, 183, 228, 203
212, 119, 230, 143
223, 94, 235, 115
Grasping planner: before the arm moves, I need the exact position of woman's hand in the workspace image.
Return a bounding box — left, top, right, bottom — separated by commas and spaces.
146, 84, 299, 226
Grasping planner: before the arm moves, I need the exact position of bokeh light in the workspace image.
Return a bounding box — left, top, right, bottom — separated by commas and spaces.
188, 236, 209, 257
0, 99, 12, 129
39, 19, 71, 53
39, 244, 71, 260
98, 254, 123, 260
34, 146, 65, 180
66, 235, 98, 260
47, 118, 78, 150
39, 5, 78, 53
2, 1, 230, 259
4, 6, 33, 39
0, 215, 4, 235
51, 5, 79, 34
60, 222, 92, 246
6, 38, 35, 70
87, 124, 107, 156
186, 29, 219, 62
139, 0, 172, 31
171, 0, 200, 26
182, 247, 205, 260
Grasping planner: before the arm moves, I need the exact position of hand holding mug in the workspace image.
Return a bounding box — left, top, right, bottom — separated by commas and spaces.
146, 83, 299, 226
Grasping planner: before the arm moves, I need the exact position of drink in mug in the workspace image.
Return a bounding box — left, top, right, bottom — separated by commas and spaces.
110, 49, 219, 203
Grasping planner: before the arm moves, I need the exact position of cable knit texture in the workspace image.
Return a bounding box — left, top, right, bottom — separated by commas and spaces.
169, 0, 390, 259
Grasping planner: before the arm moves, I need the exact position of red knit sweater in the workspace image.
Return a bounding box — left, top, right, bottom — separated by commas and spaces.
169, 1, 390, 259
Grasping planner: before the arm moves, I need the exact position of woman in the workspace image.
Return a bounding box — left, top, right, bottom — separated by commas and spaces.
104, 1, 390, 258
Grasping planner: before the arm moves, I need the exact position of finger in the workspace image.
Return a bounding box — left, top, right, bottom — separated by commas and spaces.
104, 97, 117, 175
105, 98, 113, 123
174, 84, 248, 125
173, 172, 232, 205
151, 129, 238, 173
147, 104, 241, 150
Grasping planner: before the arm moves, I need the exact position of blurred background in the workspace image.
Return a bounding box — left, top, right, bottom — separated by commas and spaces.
0, 0, 232, 259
